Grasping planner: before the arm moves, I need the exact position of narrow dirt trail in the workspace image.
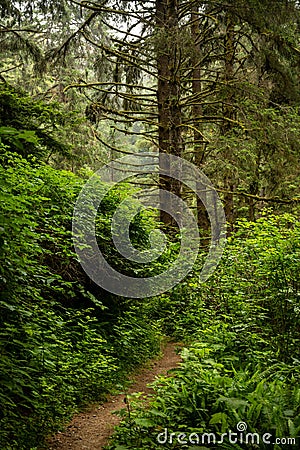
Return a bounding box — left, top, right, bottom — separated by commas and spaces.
47, 341, 182, 450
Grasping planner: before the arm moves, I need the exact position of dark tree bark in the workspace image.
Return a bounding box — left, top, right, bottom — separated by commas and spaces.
221, 15, 235, 229
191, 4, 210, 234
156, 0, 183, 228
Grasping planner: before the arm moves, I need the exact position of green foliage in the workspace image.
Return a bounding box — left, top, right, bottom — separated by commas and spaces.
0, 83, 72, 159
107, 215, 300, 450
2, 2, 300, 448
216, 214, 300, 360
108, 346, 300, 449
155, 214, 300, 361
111, 306, 161, 370
0, 150, 162, 449
204, 88, 300, 220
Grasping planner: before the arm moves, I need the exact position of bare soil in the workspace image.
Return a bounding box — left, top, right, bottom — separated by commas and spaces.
46, 341, 182, 450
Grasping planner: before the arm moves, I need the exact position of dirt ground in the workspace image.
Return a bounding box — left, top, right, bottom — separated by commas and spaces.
46, 341, 182, 450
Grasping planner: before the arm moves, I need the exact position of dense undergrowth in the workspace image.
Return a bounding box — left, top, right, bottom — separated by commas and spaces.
1, 83, 300, 450
0, 85, 183, 449
107, 215, 300, 450
0, 149, 162, 449
1, 146, 300, 450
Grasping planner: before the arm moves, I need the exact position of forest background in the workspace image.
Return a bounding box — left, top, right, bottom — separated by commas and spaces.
0, 1, 300, 449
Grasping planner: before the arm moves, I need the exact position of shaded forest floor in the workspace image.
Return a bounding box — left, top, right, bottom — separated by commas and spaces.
46, 341, 182, 450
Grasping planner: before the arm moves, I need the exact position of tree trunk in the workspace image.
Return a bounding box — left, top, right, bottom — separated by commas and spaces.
156, 0, 183, 228
221, 16, 235, 230
191, 5, 210, 234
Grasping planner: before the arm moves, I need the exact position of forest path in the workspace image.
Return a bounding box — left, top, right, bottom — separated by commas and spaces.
47, 341, 182, 450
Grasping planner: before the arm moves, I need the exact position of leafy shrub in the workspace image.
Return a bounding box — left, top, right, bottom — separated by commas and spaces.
108, 343, 300, 449
0, 83, 72, 159
110, 305, 161, 370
